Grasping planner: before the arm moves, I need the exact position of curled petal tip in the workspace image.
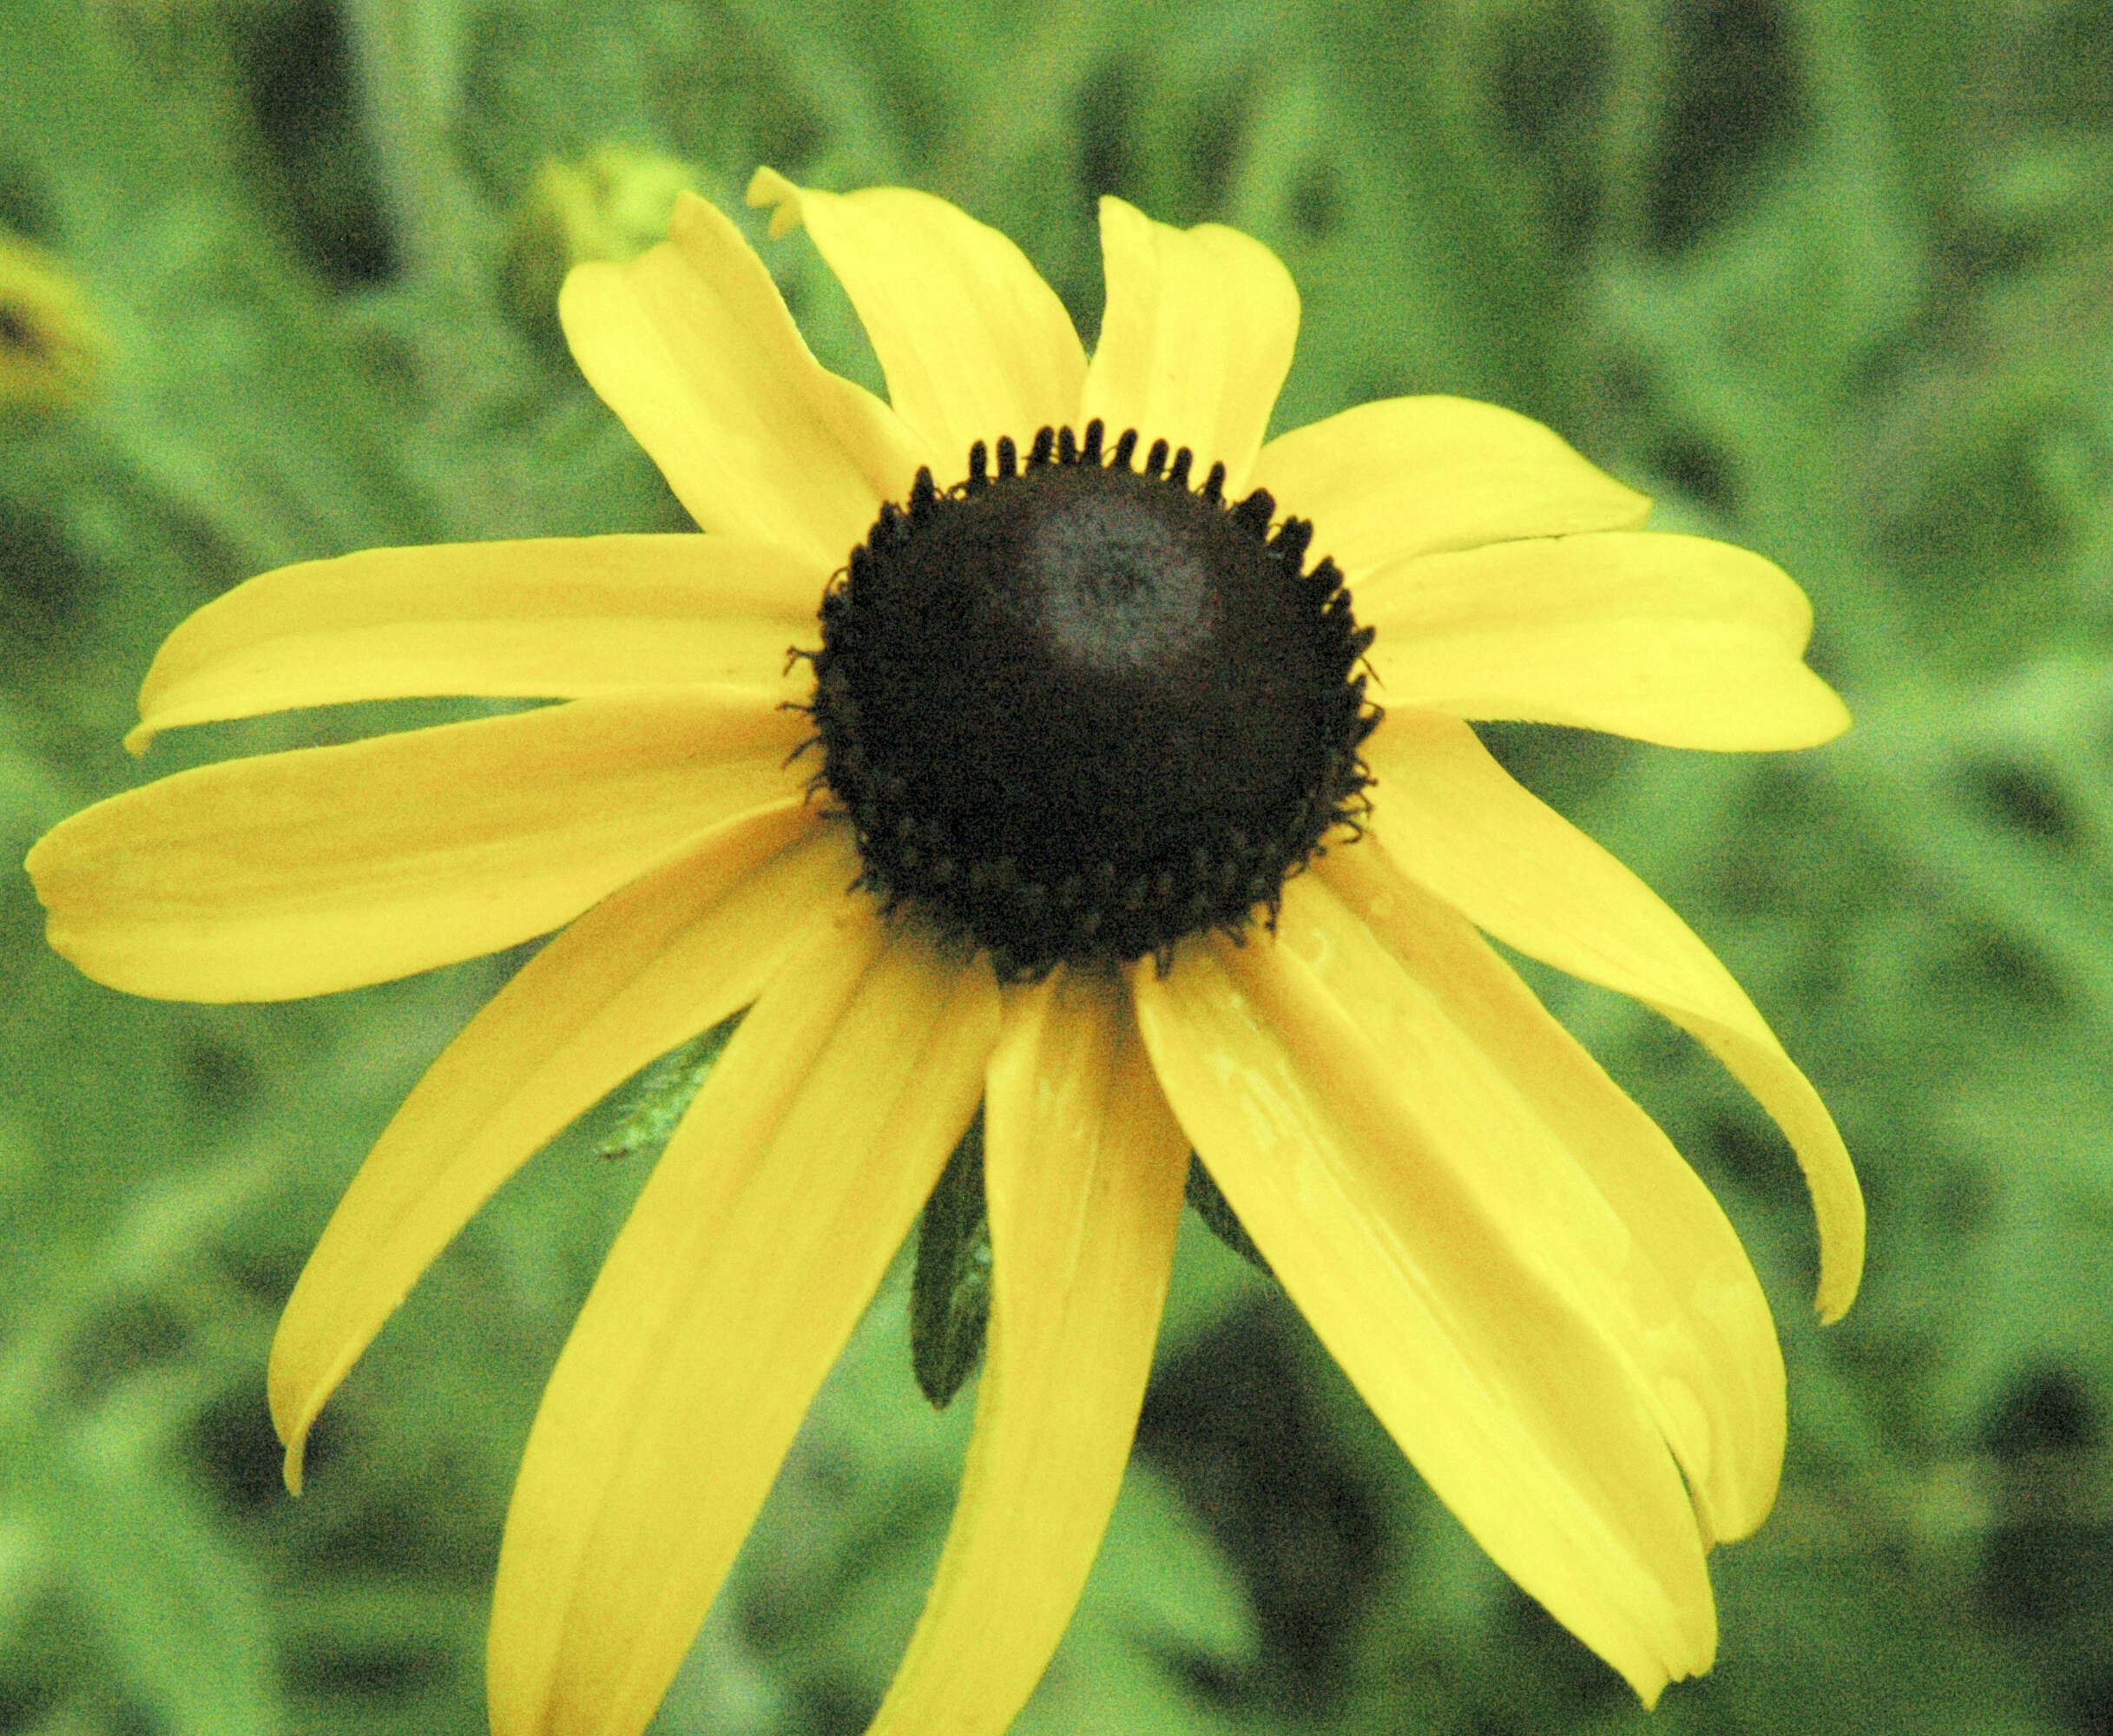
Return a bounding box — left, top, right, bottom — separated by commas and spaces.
743, 166, 804, 239
1810, 1140, 1865, 1324
1818, 687, 1854, 743
271, 1348, 316, 1496
1816, 1272, 1861, 1325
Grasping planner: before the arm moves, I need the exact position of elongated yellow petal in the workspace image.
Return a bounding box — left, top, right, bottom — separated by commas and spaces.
1306, 851, 1786, 1544
868, 967, 1188, 1736
27, 690, 807, 1001
1359, 532, 1850, 749
746, 169, 1088, 470
126, 535, 822, 752
1079, 198, 1296, 497
1362, 709, 1865, 1320
269, 802, 857, 1493
560, 193, 925, 569
1134, 935, 1715, 1704
488, 911, 999, 1736
1249, 397, 1651, 582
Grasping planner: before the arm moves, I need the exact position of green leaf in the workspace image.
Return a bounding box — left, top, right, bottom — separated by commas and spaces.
909, 1110, 992, 1410
1184, 1155, 1274, 1279
595, 1014, 743, 1163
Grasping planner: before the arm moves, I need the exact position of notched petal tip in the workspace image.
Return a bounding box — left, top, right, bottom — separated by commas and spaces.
552, 256, 626, 349
1094, 192, 1149, 241
1807, 682, 1855, 746
21, 819, 129, 995
743, 166, 804, 239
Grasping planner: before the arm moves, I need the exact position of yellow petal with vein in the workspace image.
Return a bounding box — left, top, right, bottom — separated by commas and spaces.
1135, 934, 1715, 1704
747, 169, 1087, 469
270, 802, 857, 1493
1250, 397, 1651, 582
27, 690, 806, 1001
1307, 852, 1785, 1543
127, 535, 822, 752
869, 966, 1188, 1736
1362, 709, 1865, 1319
487, 911, 999, 1736
1359, 531, 1850, 749
1079, 198, 1297, 497
560, 193, 925, 568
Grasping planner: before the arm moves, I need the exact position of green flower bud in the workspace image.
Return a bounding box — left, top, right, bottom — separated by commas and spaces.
0, 230, 103, 411
503, 145, 698, 341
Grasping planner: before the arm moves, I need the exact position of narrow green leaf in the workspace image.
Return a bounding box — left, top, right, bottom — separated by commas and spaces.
1185, 1155, 1273, 1279
595, 1015, 743, 1163
909, 1110, 991, 1410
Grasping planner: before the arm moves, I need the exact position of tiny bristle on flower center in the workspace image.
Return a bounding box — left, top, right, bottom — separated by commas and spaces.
799, 419, 1380, 979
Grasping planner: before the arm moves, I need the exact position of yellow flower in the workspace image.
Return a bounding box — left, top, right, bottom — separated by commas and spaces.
24, 169, 1866, 1732
0, 228, 104, 411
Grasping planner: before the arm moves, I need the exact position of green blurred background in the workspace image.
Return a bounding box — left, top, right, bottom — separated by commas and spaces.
4, 0, 2113, 1731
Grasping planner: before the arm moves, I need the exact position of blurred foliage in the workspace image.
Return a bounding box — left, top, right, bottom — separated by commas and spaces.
3, 0, 2113, 1732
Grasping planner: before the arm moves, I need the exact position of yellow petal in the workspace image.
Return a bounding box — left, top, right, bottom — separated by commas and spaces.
1135, 933, 1715, 1703
746, 169, 1088, 471
1248, 397, 1652, 582
868, 967, 1188, 1736
1359, 531, 1851, 749
1307, 850, 1786, 1544
27, 689, 807, 1001
488, 908, 998, 1736
559, 192, 926, 569
1078, 197, 1297, 497
1362, 709, 1865, 1320
127, 535, 823, 752
269, 801, 857, 1493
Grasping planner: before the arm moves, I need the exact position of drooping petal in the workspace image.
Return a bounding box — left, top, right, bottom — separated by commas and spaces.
1361, 709, 1865, 1320
1134, 934, 1715, 1704
746, 169, 1088, 470
127, 535, 823, 752
559, 192, 926, 569
269, 801, 857, 1493
1248, 397, 1651, 582
1356, 531, 1850, 750
1078, 197, 1297, 498
867, 967, 1188, 1736
1307, 850, 1786, 1544
27, 690, 808, 1002
487, 910, 1000, 1736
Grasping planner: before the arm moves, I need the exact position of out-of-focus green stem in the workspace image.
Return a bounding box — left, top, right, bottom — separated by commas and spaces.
1597, 0, 1672, 259
343, 0, 484, 293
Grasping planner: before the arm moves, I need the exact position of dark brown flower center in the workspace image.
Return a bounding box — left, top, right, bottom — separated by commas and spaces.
801, 420, 1379, 979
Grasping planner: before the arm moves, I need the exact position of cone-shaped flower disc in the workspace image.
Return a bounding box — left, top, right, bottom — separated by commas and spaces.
23, 168, 1865, 1733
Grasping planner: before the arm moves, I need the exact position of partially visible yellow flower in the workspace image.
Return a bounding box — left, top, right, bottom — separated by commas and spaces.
0, 229, 103, 411
24, 168, 1866, 1733
503, 144, 699, 338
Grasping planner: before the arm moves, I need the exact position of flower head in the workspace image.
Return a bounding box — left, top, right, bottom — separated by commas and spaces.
24, 170, 1865, 1733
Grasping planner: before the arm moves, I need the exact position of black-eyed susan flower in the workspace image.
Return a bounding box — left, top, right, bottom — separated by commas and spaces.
23, 168, 1866, 1734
